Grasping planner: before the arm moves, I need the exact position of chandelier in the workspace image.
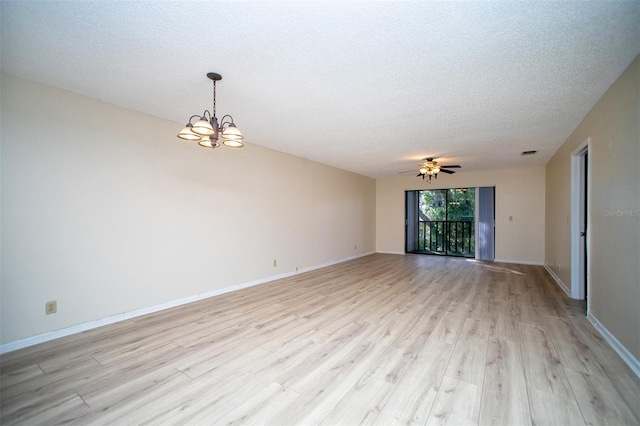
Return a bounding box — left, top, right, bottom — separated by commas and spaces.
177, 72, 244, 149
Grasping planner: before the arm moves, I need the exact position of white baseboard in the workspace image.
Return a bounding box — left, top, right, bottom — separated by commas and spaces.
543, 264, 571, 297
587, 312, 640, 379
376, 251, 405, 255
494, 258, 544, 266
0, 251, 375, 355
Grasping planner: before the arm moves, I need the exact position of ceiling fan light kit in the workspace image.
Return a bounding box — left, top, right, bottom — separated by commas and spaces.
416, 158, 461, 182
177, 72, 244, 150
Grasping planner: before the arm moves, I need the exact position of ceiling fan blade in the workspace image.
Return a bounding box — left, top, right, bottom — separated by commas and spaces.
398, 169, 417, 175
440, 165, 461, 168
440, 169, 455, 174
416, 173, 422, 177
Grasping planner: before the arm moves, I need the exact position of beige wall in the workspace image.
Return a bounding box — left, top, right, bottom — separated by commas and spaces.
376, 167, 545, 264
545, 56, 639, 360
0, 73, 376, 344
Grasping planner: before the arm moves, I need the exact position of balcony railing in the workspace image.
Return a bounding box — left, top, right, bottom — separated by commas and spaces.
417, 220, 475, 257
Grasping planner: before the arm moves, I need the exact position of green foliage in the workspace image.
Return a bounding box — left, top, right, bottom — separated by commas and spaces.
419, 188, 475, 221
446, 188, 475, 221
416, 188, 476, 256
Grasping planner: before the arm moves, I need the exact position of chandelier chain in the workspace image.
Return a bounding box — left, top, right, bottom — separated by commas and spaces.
212, 80, 217, 118
213, 80, 216, 117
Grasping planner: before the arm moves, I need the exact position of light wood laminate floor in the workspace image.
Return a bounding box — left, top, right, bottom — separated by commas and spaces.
1, 254, 638, 425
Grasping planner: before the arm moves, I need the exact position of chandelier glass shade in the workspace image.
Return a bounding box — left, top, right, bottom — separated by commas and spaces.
197, 136, 219, 149
177, 72, 244, 150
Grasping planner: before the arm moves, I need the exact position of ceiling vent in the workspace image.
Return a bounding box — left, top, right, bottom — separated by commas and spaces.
521, 150, 538, 155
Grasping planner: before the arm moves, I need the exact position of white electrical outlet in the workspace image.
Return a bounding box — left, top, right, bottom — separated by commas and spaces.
46, 301, 57, 315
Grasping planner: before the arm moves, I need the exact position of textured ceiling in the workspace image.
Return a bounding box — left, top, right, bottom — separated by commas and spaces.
1, 1, 639, 178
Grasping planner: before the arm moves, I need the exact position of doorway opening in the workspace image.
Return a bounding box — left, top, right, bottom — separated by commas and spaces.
571, 138, 589, 311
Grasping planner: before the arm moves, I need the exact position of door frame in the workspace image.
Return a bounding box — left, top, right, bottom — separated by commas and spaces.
570, 138, 590, 302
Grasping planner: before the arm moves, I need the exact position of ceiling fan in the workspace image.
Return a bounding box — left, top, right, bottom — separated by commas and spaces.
400, 157, 461, 182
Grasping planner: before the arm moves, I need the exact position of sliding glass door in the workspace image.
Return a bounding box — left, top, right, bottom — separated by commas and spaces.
406, 187, 495, 259
405, 188, 476, 257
